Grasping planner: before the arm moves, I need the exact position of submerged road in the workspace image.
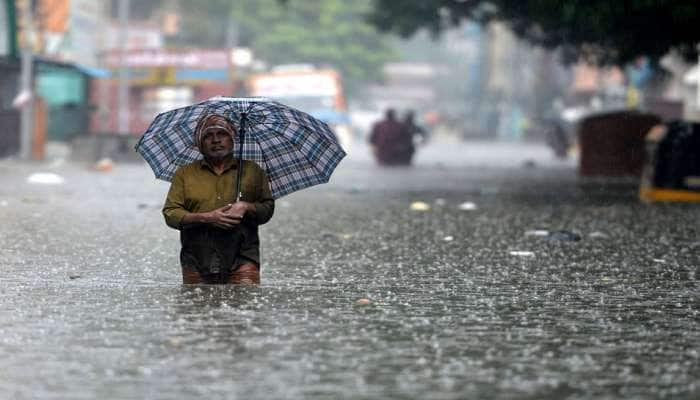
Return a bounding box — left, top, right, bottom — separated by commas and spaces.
0, 139, 698, 399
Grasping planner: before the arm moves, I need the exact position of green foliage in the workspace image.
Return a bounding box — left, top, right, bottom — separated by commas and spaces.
174, 0, 397, 93
368, 0, 700, 65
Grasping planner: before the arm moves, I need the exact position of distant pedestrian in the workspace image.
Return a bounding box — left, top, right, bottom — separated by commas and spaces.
162, 114, 275, 284
369, 108, 414, 166
403, 109, 428, 145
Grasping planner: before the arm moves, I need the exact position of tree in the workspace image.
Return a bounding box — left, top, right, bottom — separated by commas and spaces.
173, 0, 397, 93
368, 0, 700, 65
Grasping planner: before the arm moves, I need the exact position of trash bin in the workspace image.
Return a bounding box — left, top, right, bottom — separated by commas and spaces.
639, 121, 700, 202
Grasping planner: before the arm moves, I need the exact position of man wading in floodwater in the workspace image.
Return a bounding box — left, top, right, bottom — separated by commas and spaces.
162, 114, 274, 284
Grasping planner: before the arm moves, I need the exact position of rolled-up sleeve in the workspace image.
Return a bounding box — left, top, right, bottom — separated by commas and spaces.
253, 169, 274, 225
162, 168, 188, 230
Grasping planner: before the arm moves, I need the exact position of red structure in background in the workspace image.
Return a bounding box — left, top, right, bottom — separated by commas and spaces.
91, 49, 237, 135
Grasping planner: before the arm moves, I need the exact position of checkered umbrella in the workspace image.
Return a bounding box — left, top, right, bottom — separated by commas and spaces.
135, 97, 346, 199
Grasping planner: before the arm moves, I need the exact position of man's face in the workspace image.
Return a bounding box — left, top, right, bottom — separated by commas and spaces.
201, 128, 234, 159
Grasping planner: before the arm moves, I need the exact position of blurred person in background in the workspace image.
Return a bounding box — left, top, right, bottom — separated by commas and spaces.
369, 108, 414, 166
162, 114, 275, 284
403, 109, 429, 145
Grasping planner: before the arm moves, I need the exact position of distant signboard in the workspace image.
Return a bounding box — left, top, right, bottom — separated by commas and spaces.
118, 67, 230, 86
251, 73, 339, 97
105, 49, 230, 69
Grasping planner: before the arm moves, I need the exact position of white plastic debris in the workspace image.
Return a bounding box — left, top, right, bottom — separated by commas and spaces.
27, 172, 65, 185
458, 201, 477, 211
588, 231, 610, 239
510, 251, 535, 257
525, 230, 549, 237
443, 236, 454, 242
410, 201, 431, 211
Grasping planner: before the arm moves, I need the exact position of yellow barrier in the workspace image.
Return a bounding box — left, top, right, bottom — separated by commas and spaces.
639, 187, 700, 203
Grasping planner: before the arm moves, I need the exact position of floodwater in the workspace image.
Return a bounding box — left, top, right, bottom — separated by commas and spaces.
0, 141, 698, 399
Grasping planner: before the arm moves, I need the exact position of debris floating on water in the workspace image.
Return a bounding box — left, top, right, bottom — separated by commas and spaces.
525, 229, 581, 242
510, 251, 535, 257
410, 201, 430, 211
589, 231, 610, 239
93, 158, 114, 172
356, 298, 371, 305
525, 229, 550, 237
443, 236, 454, 242
27, 172, 65, 185
547, 230, 581, 242
458, 201, 477, 211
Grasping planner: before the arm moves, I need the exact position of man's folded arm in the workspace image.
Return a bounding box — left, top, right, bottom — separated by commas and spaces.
162, 169, 188, 229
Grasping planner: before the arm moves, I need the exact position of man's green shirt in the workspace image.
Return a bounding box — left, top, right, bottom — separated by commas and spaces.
162, 159, 274, 266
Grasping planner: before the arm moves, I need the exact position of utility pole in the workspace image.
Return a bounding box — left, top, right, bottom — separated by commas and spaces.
17, 0, 34, 160
117, 0, 130, 135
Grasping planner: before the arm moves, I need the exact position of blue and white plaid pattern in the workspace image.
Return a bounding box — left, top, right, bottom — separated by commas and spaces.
135, 97, 346, 198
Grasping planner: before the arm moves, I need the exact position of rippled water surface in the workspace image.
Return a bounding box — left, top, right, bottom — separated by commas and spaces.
0, 143, 698, 399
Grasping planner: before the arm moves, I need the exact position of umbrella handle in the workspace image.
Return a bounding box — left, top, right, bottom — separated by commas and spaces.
234, 113, 247, 202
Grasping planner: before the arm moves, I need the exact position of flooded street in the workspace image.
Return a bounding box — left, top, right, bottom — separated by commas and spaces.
0, 140, 698, 399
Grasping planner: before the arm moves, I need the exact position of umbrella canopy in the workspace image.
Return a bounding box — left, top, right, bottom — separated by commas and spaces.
135, 97, 346, 198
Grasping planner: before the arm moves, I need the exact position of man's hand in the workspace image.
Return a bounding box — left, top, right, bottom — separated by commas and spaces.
205, 204, 242, 229
181, 202, 255, 230
226, 201, 254, 220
